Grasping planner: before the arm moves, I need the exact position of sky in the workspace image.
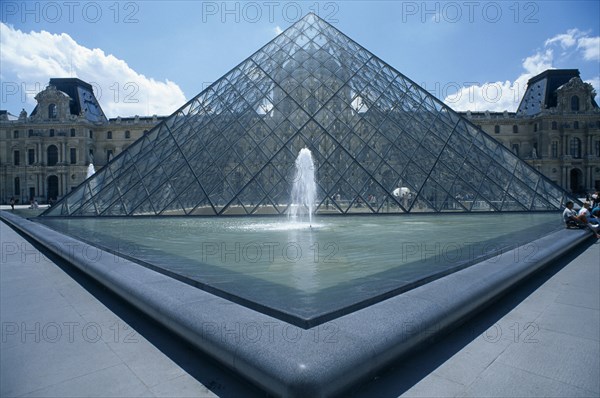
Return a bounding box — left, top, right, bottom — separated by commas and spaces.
1, 1, 599, 117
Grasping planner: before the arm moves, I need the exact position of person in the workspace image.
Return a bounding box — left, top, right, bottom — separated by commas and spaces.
565, 201, 600, 238
563, 201, 580, 228
578, 202, 599, 225
591, 204, 600, 219
9, 197, 15, 211
592, 191, 600, 208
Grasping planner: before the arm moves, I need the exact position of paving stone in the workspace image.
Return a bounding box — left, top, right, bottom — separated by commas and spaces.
463, 361, 595, 397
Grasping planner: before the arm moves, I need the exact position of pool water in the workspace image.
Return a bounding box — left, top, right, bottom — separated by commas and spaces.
37, 213, 562, 326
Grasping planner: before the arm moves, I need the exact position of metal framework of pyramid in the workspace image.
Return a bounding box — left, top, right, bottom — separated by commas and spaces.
43, 13, 571, 217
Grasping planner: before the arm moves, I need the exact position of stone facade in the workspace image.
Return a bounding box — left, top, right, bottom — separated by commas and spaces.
461, 73, 600, 196
0, 79, 164, 204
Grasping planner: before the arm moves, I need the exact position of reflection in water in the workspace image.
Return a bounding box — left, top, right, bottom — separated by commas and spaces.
38, 213, 561, 295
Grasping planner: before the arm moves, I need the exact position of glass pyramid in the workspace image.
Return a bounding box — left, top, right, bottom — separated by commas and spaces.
43, 13, 571, 217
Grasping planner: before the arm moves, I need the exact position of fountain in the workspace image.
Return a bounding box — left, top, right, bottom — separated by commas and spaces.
86, 163, 96, 179
289, 148, 317, 225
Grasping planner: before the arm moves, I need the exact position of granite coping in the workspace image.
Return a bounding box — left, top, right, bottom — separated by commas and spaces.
0, 210, 592, 397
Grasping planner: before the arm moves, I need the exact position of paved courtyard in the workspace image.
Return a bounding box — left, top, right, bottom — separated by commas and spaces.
1, 217, 598, 397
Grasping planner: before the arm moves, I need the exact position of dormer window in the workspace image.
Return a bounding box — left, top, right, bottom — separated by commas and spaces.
571, 95, 579, 111
48, 104, 57, 119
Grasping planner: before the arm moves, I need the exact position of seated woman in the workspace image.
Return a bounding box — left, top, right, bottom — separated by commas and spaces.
578, 202, 599, 225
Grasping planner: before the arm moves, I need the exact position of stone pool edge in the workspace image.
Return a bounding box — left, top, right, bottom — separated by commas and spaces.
1, 211, 591, 397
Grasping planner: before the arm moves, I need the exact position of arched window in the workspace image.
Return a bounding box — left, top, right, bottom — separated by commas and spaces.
48, 104, 57, 119
125, 130, 131, 139
571, 95, 580, 111
570, 137, 582, 158
551, 121, 558, 130
47, 145, 58, 166
512, 125, 519, 134
494, 125, 500, 134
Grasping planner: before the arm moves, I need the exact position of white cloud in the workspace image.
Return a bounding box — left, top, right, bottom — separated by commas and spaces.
0, 22, 186, 117
446, 29, 600, 112
274, 25, 283, 35
544, 28, 581, 48
577, 36, 600, 61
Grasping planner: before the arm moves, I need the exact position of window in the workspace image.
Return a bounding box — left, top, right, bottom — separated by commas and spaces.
13, 130, 19, 138
494, 125, 500, 134
571, 95, 580, 111
89, 130, 93, 139
596, 141, 600, 157
512, 125, 519, 134
574, 121, 579, 129
47, 145, 58, 166
28, 149, 35, 165
570, 137, 582, 158
534, 123, 538, 132
28, 129, 33, 137
125, 130, 131, 139
106, 149, 113, 163
70, 148, 77, 164
551, 141, 558, 158
49, 129, 55, 137
70, 128, 76, 137
14, 177, 20, 196
597, 121, 600, 129
552, 121, 558, 130
13, 150, 20, 165
48, 103, 57, 119
512, 144, 519, 156
107, 131, 112, 139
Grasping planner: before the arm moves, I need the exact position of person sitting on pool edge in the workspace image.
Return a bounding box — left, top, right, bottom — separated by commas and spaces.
578, 202, 599, 225
564, 201, 600, 238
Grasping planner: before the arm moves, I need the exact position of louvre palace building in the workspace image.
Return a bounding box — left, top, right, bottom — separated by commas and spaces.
0, 78, 165, 204
1, 69, 599, 206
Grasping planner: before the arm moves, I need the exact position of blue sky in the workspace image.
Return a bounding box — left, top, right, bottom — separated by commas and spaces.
1, 1, 599, 117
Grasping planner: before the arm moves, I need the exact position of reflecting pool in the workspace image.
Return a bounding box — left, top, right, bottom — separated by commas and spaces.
38, 213, 562, 326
